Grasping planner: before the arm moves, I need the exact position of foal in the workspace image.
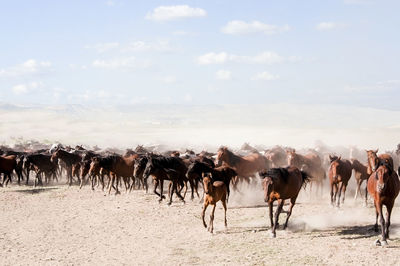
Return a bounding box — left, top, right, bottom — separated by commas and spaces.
201, 173, 228, 233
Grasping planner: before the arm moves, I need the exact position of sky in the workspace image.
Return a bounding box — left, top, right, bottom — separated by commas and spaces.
0, 0, 399, 108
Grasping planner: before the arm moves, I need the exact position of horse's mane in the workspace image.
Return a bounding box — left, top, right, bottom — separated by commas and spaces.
260, 167, 290, 183
219, 147, 241, 166
378, 158, 393, 176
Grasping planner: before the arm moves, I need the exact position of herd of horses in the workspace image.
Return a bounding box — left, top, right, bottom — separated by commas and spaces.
1, 143, 399, 245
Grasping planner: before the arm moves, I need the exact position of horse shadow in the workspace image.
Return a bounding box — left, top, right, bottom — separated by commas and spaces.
9, 187, 59, 194
217, 225, 270, 235
336, 224, 400, 241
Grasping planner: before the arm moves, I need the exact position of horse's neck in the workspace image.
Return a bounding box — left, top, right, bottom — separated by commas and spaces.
227, 152, 242, 166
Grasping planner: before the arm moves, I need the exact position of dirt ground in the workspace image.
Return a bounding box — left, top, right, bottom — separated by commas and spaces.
1, 182, 399, 266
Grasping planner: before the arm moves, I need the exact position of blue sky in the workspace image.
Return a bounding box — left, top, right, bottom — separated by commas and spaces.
0, 0, 399, 108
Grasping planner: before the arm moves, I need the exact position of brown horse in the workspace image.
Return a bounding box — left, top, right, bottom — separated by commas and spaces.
264, 146, 287, 167
287, 149, 325, 197
367, 160, 400, 246
350, 158, 370, 203
201, 173, 228, 233
215, 146, 269, 188
260, 167, 310, 238
0, 155, 17, 187
328, 156, 352, 207
366, 149, 393, 174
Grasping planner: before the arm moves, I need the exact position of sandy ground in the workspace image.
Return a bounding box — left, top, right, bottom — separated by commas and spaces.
1, 182, 400, 266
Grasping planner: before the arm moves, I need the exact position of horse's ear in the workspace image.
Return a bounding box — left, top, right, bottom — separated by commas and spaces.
338, 156, 341, 161
375, 149, 379, 154
329, 155, 333, 160
202, 172, 205, 178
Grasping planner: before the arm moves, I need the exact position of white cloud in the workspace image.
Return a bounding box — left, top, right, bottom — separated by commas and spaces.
197, 51, 288, 65
221, 20, 290, 35
184, 93, 193, 102
85, 42, 120, 53
146, 5, 206, 21
251, 71, 279, 81
316, 22, 345, 31
123, 40, 174, 52
216, 70, 232, 80
0, 59, 52, 78
161, 76, 177, 84
344, 80, 400, 93
92, 57, 150, 69
105, 0, 115, 6
12, 81, 42, 95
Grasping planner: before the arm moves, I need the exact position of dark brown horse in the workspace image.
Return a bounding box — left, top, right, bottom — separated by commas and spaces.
201, 173, 228, 233
287, 149, 325, 197
0, 155, 17, 187
260, 167, 310, 238
51, 149, 82, 186
215, 146, 269, 188
367, 160, 400, 246
366, 149, 394, 174
328, 156, 352, 207
351, 158, 370, 203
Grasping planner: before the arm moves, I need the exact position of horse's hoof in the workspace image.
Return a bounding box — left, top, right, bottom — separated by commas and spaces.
374, 239, 381, 246
167, 202, 172, 206
270, 232, 276, 238
381, 240, 388, 247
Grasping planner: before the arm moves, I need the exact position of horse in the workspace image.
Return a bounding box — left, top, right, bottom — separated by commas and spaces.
260, 167, 310, 238
264, 146, 287, 167
366, 149, 394, 174
24, 153, 58, 186
0, 155, 17, 187
328, 156, 352, 207
142, 155, 187, 204
51, 149, 82, 186
215, 146, 269, 188
286, 149, 325, 197
186, 160, 236, 200
201, 172, 228, 233
351, 158, 370, 203
367, 160, 400, 246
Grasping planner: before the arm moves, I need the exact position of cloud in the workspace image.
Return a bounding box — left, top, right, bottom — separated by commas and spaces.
221, 20, 290, 35
85, 42, 120, 53
92, 57, 150, 69
105, 0, 115, 6
146, 5, 207, 21
316, 22, 346, 31
216, 70, 232, 80
344, 80, 400, 93
251, 71, 279, 81
160, 76, 177, 84
12, 81, 43, 95
122, 40, 174, 52
197, 51, 291, 65
0, 59, 52, 78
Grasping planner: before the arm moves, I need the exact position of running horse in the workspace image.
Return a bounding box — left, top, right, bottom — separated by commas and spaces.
0, 155, 17, 187
351, 158, 370, 203
215, 146, 269, 188
328, 156, 352, 207
286, 149, 325, 197
260, 167, 310, 238
51, 149, 82, 186
367, 160, 400, 246
366, 149, 394, 174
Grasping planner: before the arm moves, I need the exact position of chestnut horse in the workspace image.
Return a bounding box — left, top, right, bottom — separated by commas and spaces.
287, 149, 325, 197
215, 147, 269, 188
328, 156, 352, 207
201, 173, 228, 233
366, 149, 393, 175
260, 167, 310, 238
0, 155, 17, 187
351, 158, 370, 203
367, 160, 400, 246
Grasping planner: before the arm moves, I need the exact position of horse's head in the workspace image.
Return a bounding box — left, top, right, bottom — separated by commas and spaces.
261, 176, 274, 202
329, 157, 341, 180
286, 149, 296, 166
375, 163, 392, 193
88, 160, 99, 177
329, 155, 339, 163
202, 172, 213, 195
133, 157, 147, 178
215, 147, 228, 167
366, 149, 379, 172
143, 159, 156, 180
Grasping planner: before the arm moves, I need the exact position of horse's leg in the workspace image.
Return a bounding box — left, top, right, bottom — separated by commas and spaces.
222, 195, 227, 228
333, 183, 338, 206
79, 174, 85, 189
341, 183, 347, 204
189, 179, 195, 200
330, 182, 334, 206
115, 175, 120, 195
283, 197, 297, 230
159, 179, 164, 202
377, 202, 387, 244
272, 199, 284, 238
336, 182, 343, 207
174, 180, 185, 203
385, 202, 393, 240
194, 179, 200, 198
373, 200, 379, 232
354, 179, 361, 200
144, 175, 149, 193
364, 184, 368, 207
108, 174, 115, 195
201, 200, 209, 228
209, 204, 216, 233
268, 201, 274, 228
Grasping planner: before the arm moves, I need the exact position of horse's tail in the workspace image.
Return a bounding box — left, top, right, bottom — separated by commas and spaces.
398, 166, 400, 177
300, 171, 311, 189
